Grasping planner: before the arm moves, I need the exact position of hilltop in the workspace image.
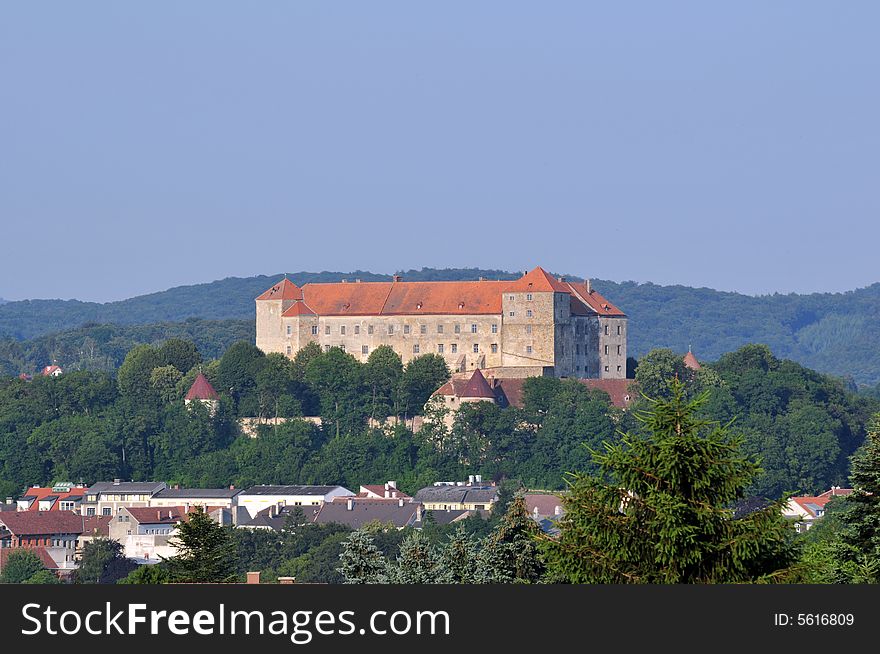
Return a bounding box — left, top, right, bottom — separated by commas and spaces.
1, 268, 879, 387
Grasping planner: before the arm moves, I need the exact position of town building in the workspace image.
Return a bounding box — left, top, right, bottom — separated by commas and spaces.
0, 511, 84, 570
256, 267, 627, 380
16, 483, 87, 512
413, 478, 498, 512
41, 365, 63, 377
313, 497, 423, 530
523, 493, 565, 534
357, 481, 411, 501
80, 481, 167, 516
150, 486, 242, 511
237, 485, 354, 519
783, 487, 853, 533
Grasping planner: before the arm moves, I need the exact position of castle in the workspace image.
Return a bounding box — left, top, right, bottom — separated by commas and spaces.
255, 266, 627, 379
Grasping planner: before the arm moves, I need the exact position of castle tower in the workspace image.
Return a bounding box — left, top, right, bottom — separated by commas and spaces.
185, 373, 220, 414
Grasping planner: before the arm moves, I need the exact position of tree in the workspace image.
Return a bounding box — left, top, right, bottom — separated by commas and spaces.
388, 531, 446, 584
476, 495, 544, 583
338, 529, 388, 584
76, 537, 137, 584
163, 507, 238, 583
150, 365, 184, 404
633, 348, 690, 400
304, 347, 367, 437
158, 338, 202, 374
23, 569, 60, 584
542, 379, 797, 583
118, 564, 170, 584
364, 346, 403, 419
399, 355, 450, 417
439, 525, 479, 583
217, 341, 266, 415
0, 549, 47, 583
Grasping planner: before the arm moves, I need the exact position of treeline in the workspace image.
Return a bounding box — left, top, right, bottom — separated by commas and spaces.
0, 319, 254, 377
0, 336, 876, 503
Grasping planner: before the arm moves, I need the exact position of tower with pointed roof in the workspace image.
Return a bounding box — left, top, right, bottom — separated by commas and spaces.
255, 266, 627, 380
185, 372, 220, 414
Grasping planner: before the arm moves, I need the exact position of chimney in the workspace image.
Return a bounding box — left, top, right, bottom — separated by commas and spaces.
157, 510, 161, 520
468, 475, 475, 484
393, 275, 402, 282
341, 279, 347, 283
346, 498, 354, 511
355, 278, 361, 283
558, 276, 565, 282
229, 485, 235, 490
113, 479, 121, 486
384, 490, 390, 499
4, 497, 11, 505
387, 481, 397, 489
585, 278, 591, 294
184, 503, 190, 515
174, 483, 180, 490
479, 276, 485, 281
475, 474, 482, 483
246, 571, 261, 585
398, 498, 405, 507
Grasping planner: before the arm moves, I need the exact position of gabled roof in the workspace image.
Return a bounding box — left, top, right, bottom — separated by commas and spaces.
185, 373, 219, 401
17, 486, 86, 511
240, 485, 353, 497
358, 485, 412, 500
84, 481, 167, 495
256, 278, 303, 301
314, 499, 421, 529
460, 369, 495, 399
507, 267, 571, 293
683, 350, 701, 371
281, 301, 316, 317
0, 512, 85, 536
154, 488, 241, 499
563, 281, 626, 317
41, 365, 62, 376
523, 493, 564, 518
81, 515, 112, 537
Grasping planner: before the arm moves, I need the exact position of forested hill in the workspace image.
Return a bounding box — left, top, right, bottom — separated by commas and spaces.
2, 268, 880, 386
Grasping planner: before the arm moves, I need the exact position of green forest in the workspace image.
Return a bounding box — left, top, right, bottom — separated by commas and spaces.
2, 267, 880, 387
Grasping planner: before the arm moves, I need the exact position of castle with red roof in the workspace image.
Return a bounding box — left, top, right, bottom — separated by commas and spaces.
256, 267, 627, 380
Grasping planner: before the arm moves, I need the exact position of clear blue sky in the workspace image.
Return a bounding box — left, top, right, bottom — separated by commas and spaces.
2, 2, 878, 302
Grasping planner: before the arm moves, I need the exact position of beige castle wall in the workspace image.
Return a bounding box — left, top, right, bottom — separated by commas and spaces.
256, 290, 628, 380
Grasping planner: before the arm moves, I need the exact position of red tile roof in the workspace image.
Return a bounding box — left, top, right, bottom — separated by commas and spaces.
185, 373, 219, 401
580, 378, 636, 408
41, 365, 62, 376
789, 488, 853, 518
523, 493, 564, 517
0, 547, 58, 571
81, 515, 112, 537
281, 301, 316, 317
683, 350, 701, 370
0, 512, 85, 536
358, 485, 412, 500
461, 369, 495, 398
256, 267, 626, 317
18, 486, 86, 511
256, 278, 303, 301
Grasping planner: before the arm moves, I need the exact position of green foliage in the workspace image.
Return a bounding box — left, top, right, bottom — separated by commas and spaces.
117, 564, 170, 584
477, 495, 545, 583
542, 380, 798, 584
338, 529, 389, 584
364, 346, 403, 419
304, 347, 368, 436
0, 549, 48, 584
398, 354, 450, 417
164, 507, 238, 583
75, 537, 137, 584
22, 569, 61, 584
387, 531, 446, 584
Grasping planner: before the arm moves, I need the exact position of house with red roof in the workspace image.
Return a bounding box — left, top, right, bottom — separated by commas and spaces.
41, 365, 63, 377
783, 487, 853, 532
256, 266, 628, 380
16, 483, 87, 513
0, 511, 85, 569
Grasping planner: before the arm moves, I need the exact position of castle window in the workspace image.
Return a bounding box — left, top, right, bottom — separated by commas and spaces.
413, 344, 420, 354
526, 325, 532, 335
473, 344, 479, 353
491, 343, 498, 354
526, 309, 533, 318
527, 293, 532, 301
420, 324, 427, 335
311, 325, 318, 335
560, 345, 564, 355
617, 345, 621, 355
471, 324, 477, 333
454, 324, 461, 334
526, 346, 533, 355
491, 324, 497, 334
437, 324, 443, 334
325, 325, 331, 335
509, 311, 515, 317
438, 344, 444, 354
362, 345, 369, 355
287, 325, 292, 335
287, 346, 292, 355
404, 324, 411, 335
355, 325, 360, 335
604, 324, 609, 335
388, 325, 394, 335
368, 325, 374, 335
340, 325, 346, 335
617, 365, 622, 372
604, 345, 609, 355
451, 343, 458, 353
618, 325, 622, 335
509, 295, 514, 300
576, 344, 580, 355
324, 345, 331, 352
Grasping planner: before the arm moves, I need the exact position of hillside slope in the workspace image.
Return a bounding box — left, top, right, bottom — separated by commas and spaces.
2, 268, 879, 385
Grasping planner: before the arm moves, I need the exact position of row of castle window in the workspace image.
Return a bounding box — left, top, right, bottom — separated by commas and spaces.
603, 345, 623, 355
306, 343, 502, 356
604, 324, 623, 335
289, 323, 505, 336
508, 294, 533, 301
